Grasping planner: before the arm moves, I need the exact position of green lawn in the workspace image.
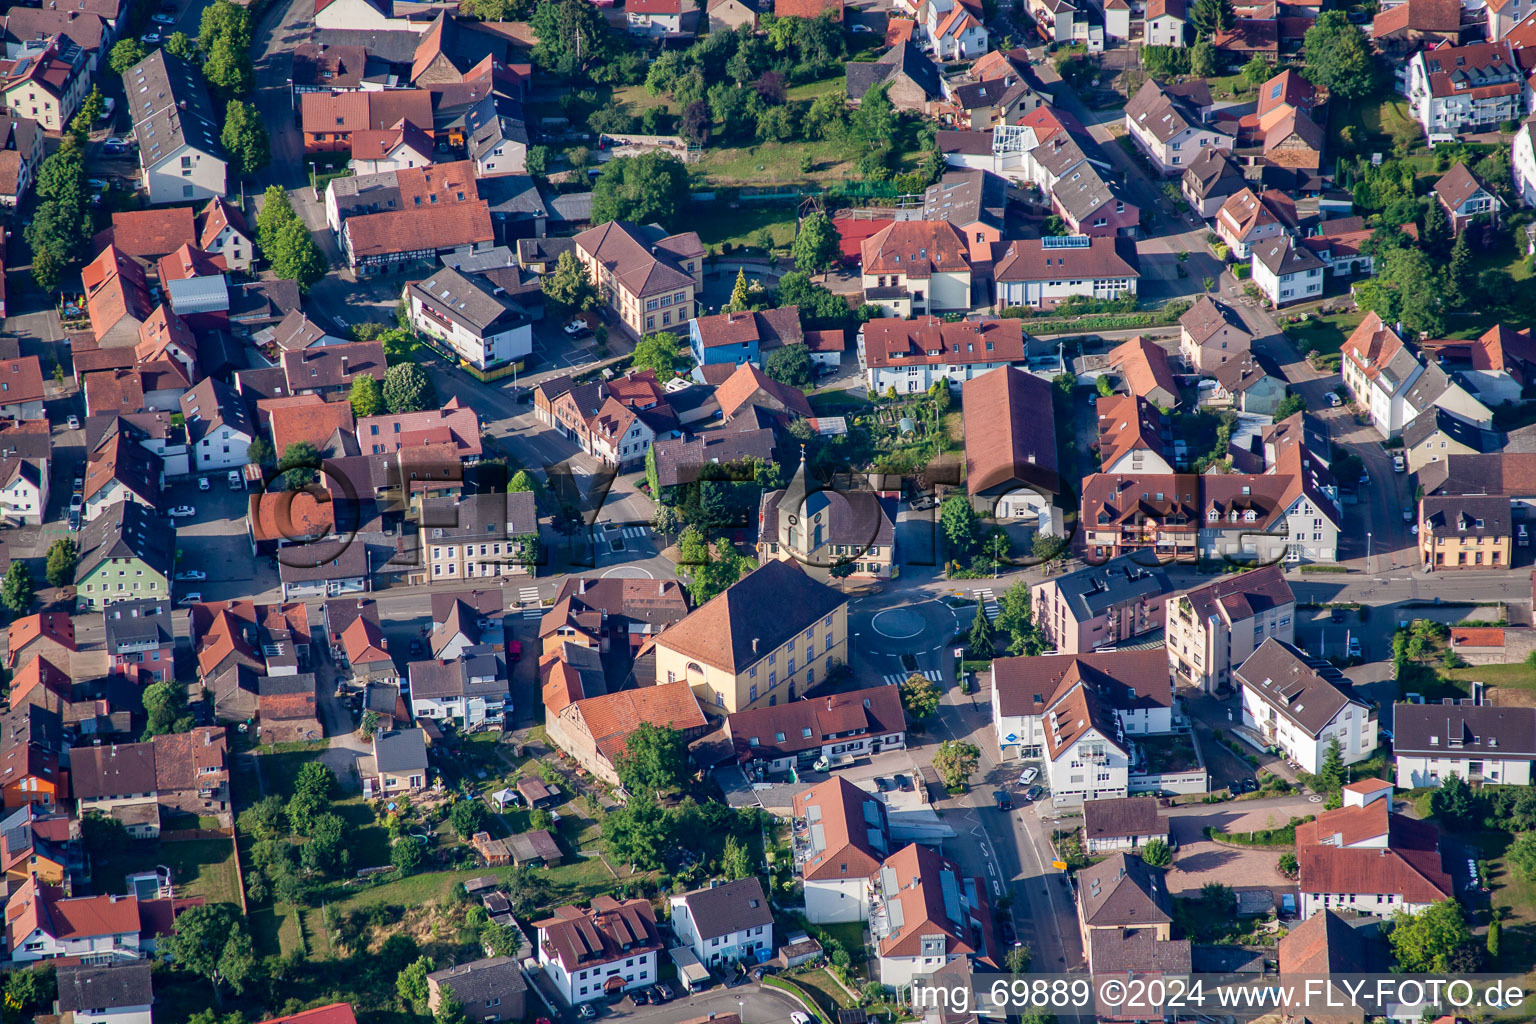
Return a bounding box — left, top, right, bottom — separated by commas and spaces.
1283, 309, 1365, 359
697, 139, 857, 186
694, 203, 799, 250
794, 968, 857, 1013
1330, 95, 1419, 153
808, 390, 871, 414
609, 84, 675, 115
100, 838, 242, 905
785, 76, 846, 101
813, 921, 867, 963
1446, 663, 1536, 698
1471, 831, 1536, 978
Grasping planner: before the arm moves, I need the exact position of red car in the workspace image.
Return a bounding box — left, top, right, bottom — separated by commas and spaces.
508, 640, 523, 662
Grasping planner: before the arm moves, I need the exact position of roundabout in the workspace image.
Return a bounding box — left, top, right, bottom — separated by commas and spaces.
855, 597, 961, 657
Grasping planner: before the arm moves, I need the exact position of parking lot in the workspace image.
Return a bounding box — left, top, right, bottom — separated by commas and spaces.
1164, 795, 1319, 895
165, 477, 279, 603
533, 982, 807, 1024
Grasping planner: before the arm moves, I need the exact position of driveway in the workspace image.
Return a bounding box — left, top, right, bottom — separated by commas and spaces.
1164, 795, 1319, 894
168, 480, 279, 602
552, 985, 805, 1024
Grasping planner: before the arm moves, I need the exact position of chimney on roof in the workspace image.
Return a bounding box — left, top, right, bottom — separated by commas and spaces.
579, 579, 587, 594
752, 637, 759, 655
341, 356, 349, 373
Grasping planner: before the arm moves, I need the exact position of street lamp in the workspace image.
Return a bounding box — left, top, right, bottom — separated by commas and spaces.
1366, 531, 1372, 568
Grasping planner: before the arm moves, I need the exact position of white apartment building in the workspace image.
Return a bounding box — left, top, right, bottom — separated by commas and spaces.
668, 879, 775, 967
1392, 701, 1536, 788
535, 898, 661, 1005
407, 267, 533, 372
1251, 237, 1325, 307
1340, 313, 1427, 439
1407, 41, 1527, 139
1166, 565, 1296, 694
1236, 638, 1378, 774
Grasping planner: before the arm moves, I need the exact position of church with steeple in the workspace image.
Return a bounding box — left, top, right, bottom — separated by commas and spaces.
756, 448, 896, 578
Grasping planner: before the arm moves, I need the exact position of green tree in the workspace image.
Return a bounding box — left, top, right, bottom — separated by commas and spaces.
764, 343, 813, 389
540, 250, 597, 313
268, 218, 326, 290
383, 363, 436, 414
1273, 391, 1306, 420
939, 494, 981, 558
161, 903, 257, 997
502, 863, 552, 915
1389, 899, 1471, 972
350, 374, 385, 418
293, 761, 336, 801
531, 0, 615, 76
1095, 374, 1116, 398
44, 539, 78, 589
900, 673, 942, 721
1, 562, 33, 614
1241, 54, 1274, 87
603, 792, 674, 869
435, 991, 470, 1024
278, 441, 320, 487
4, 967, 56, 1019
165, 31, 197, 59
199, 0, 252, 54
1487, 915, 1502, 960
630, 331, 681, 377
590, 152, 692, 230
1278, 851, 1299, 875
1449, 228, 1473, 302
1188, 0, 1232, 37
202, 34, 253, 95
359, 710, 381, 739
508, 469, 539, 494
932, 739, 981, 792
1353, 245, 1450, 337
614, 722, 690, 798
109, 39, 148, 76
396, 955, 434, 1013
1140, 838, 1171, 867
255, 185, 298, 256
791, 212, 841, 275
1017, 1013, 1058, 1024
71, 88, 104, 142
300, 812, 350, 876
1304, 11, 1376, 101
221, 100, 270, 176
968, 598, 994, 655
1314, 737, 1345, 792
724, 268, 751, 312
246, 437, 274, 468
237, 795, 287, 841
720, 834, 752, 880
1190, 39, 1219, 77
391, 836, 423, 875
995, 581, 1048, 656
651, 503, 681, 538
448, 799, 486, 840
1004, 945, 1032, 973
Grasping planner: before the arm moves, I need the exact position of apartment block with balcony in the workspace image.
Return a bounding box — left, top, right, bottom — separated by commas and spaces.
1407, 41, 1527, 140
1418, 494, 1512, 570
1236, 639, 1377, 774
573, 221, 704, 337
1031, 556, 1171, 655
1166, 564, 1295, 695
1392, 699, 1536, 788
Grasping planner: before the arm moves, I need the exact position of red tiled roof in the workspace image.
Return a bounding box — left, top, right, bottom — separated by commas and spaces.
106, 208, 196, 259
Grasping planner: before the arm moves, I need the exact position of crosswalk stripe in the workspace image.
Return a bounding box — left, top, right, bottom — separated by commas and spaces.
883, 670, 943, 686
522, 608, 543, 619
623, 526, 648, 538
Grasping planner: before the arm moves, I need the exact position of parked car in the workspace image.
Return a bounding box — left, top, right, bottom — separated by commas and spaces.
631, 989, 649, 1006
1018, 766, 1040, 785
168, 505, 196, 518
98, 97, 114, 120
103, 138, 129, 155
198, 477, 210, 491
653, 983, 673, 1002
874, 776, 895, 792
994, 789, 1013, 811
1023, 785, 1043, 801
1326, 392, 1341, 407
66, 415, 80, 430
563, 318, 590, 337
68, 509, 81, 532
649, 984, 670, 1002
176, 570, 207, 581
909, 494, 938, 511
69, 494, 83, 511
143, 31, 162, 43
87, 178, 109, 192
228, 470, 243, 489
1402, 506, 1414, 523
177, 592, 202, 606
791, 1014, 813, 1024
896, 774, 913, 792
1347, 636, 1362, 658
409, 639, 424, 656
151, 11, 176, 22
1330, 607, 1344, 623
1393, 454, 1406, 473
577, 1004, 597, 1020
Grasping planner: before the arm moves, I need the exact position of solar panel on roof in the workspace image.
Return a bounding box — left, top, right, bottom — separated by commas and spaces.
1042, 235, 1091, 249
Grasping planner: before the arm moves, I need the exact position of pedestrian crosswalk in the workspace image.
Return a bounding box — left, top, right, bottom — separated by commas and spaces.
883, 670, 943, 686
518, 586, 542, 618
622, 526, 649, 538
973, 588, 1001, 622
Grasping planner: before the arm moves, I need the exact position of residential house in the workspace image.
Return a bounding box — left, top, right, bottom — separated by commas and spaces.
1407, 41, 1525, 140
538, 578, 691, 659
1393, 700, 1535, 787
1123, 80, 1233, 175
726, 685, 906, 772
409, 648, 508, 728
860, 220, 972, 317
426, 959, 527, 1024
688, 306, 803, 377
70, 727, 228, 820
992, 235, 1140, 309
871, 843, 995, 987
300, 89, 434, 155
0, 115, 44, 208
651, 560, 848, 715
859, 316, 1037, 394
1403, 407, 1500, 472
277, 544, 370, 600
1082, 796, 1169, 854
793, 777, 891, 924
6, 613, 74, 671
1251, 236, 1326, 307
960, 365, 1059, 526
1373, 0, 1460, 56
418, 490, 538, 582
922, 0, 988, 59
339, 163, 495, 274
1215, 188, 1290, 260
626, 0, 691, 37
1516, 116, 1536, 207
0, 705, 67, 810
103, 598, 174, 684
82, 246, 155, 348
1418, 494, 1512, 569
82, 434, 163, 522
1144, 0, 1188, 45
1166, 564, 1295, 694
1181, 149, 1247, 219
350, 118, 434, 175
0, 36, 90, 133
1300, 217, 1378, 279
4, 878, 141, 962
1077, 853, 1182, 973
341, 614, 398, 686
1209, 353, 1285, 415
534, 898, 663, 1004
545, 681, 708, 787
1178, 295, 1251, 373
0, 805, 75, 886
281, 341, 387, 398
407, 265, 532, 372
180, 378, 254, 475
1106, 335, 1179, 409
258, 674, 323, 743
1236, 638, 1377, 774
0, 456, 44, 525
945, 77, 1042, 131
1295, 783, 1452, 919
124, 51, 227, 205
706, 0, 761, 32
1433, 162, 1505, 232
371, 729, 429, 795
758, 450, 896, 578
1340, 313, 1427, 438
1030, 557, 1172, 655
669, 879, 775, 967
845, 42, 946, 115
1095, 395, 1175, 474
196, 197, 255, 272
1402, 359, 1493, 429
1026, 0, 1090, 44
573, 220, 704, 338
75, 502, 172, 610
